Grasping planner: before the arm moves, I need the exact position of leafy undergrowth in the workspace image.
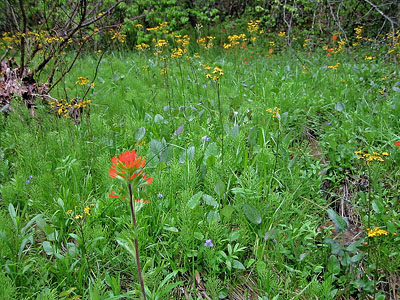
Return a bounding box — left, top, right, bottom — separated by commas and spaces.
0, 47, 399, 299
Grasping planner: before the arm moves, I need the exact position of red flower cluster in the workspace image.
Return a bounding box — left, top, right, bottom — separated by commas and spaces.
332, 35, 338, 41
109, 150, 153, 185
395, 142, 400, 146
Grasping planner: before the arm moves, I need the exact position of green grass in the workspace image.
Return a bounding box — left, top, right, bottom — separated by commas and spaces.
0, 46, 399, 299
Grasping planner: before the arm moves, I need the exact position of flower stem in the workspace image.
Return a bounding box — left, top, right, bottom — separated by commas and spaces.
217, 82, 224, 166
128, 183, 146, 300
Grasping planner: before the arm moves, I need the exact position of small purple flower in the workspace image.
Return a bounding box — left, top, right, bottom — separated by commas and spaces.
29, 175, 33, 179
202, 136, 211, 142
157, 193, 163, 198
26, 180, 30, 185
204, 239, 214, 247
174, 125, 184, 136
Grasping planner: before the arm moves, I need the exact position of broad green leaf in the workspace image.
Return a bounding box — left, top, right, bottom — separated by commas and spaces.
248, 126, 258, 146
154, 114, 164, 124
232, 259, 245, 270
179, 146, 195, 163
21, 214, 43, 235
264, 227, 277, 241
202, 194, 219, 208
334, 102, 345, 112
345, 239, 362, 252
206, 155, 216, 168
187, 192, 203, 210
243, 204, 262, 225
230, 125, 240, 138
327, 209, 347, 233
204, 142, 219, 161
350, 253, 363, 263
193, 232, 204, 240
163, 226, 179, 232
116, 237, 136, 258
214, 180, 225, 197
150, 139, 163, 155
134, 127, 146, 141
221, 205, 234, 219
327, 255, 340, 275
42, 241, 54, 255
8, 203, 17, 229
372, 199, 384, 214
112, 73, 120, 81
36, 217, 54, 237
257, 261, 266, 274
227, 230, 240, 242
207, 210, 220, 223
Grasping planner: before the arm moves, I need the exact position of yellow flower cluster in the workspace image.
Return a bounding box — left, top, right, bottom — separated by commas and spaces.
205, 66, 223, 81
224, 34, 247, 49
197, 36, 215, 50
147, 22, 168, 32
135, 43, 150, 51
171, 48, 184, 58
175, 34, 190, 48
1, 31, 67, 49
49, 98, 91, 118
365, 56, 376, 60
266, 107, 280, 118
355, 150, 388, 165
328, 63, 340, 70
278, 31, 286, 37
336, 40, 346, 52
386, 30, 400, 56
247, 20, 261, 33
155, 39, 168, 48
367, 227, 388, 237
66, 204, 94, 219
110, 30, 126, 43
355, 26, 363, 39
75, 76, 89, 85
160, 67, 167, 75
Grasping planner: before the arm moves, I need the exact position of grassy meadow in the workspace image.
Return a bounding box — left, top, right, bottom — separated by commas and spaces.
1, 34, 400, 299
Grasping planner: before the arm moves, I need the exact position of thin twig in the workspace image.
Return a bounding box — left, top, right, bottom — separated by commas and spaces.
82, 50, 105, 100
363, 0, 397, 45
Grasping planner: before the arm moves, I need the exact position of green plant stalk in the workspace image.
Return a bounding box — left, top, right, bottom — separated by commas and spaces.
267, 127, 280, 195
367, 166, 371, 230
217, 82, 224, 166
163, 59, 176, 132
128, 183, 146, 300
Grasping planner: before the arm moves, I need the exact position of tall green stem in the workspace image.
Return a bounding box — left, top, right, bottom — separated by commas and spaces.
367, 166, 371, 230
128, 183, 146, 300
217, 83, 224, 166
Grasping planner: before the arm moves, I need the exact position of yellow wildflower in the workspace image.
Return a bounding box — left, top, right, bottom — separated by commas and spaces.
367, 227, 388, 238
84, 206, 91, 216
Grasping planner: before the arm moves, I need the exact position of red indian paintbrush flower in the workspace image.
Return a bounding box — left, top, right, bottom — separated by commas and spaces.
395, 142, 400, 146
109, 150, 153, 185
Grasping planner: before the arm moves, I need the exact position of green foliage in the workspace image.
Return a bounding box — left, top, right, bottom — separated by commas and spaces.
1, 38, 400, 299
